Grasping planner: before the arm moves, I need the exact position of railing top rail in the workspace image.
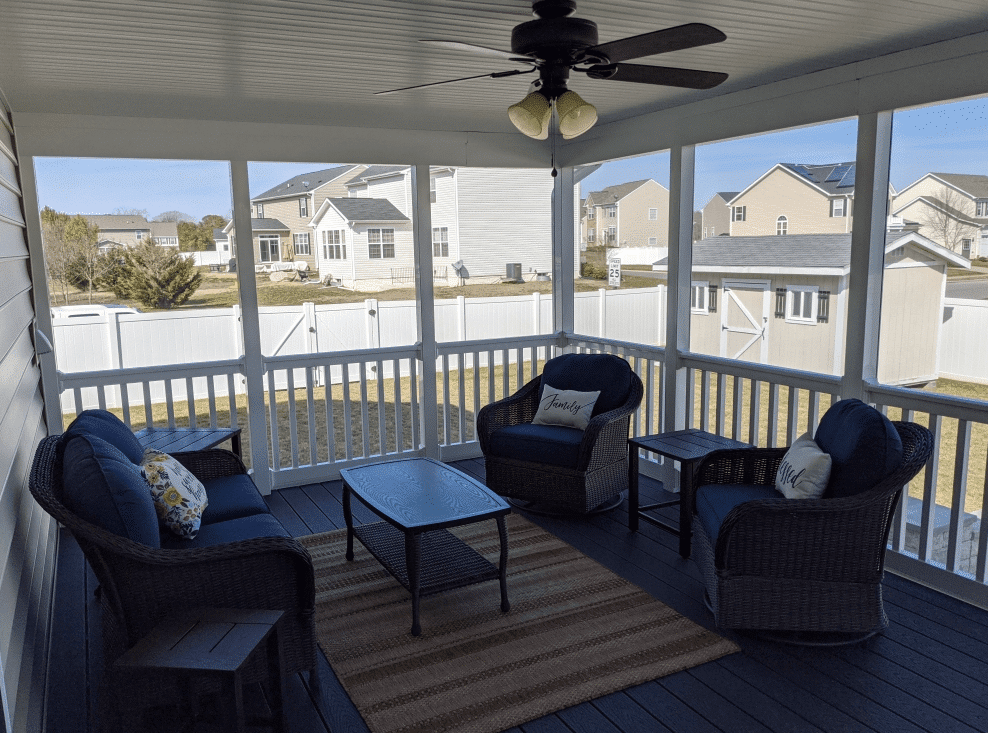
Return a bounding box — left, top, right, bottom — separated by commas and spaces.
58, 358, 244, 385
565, 332, 666, 361
866, 380, 988, 423
262, 343, 421, 369
681, 352, 842, 393
435, 332, 562, 355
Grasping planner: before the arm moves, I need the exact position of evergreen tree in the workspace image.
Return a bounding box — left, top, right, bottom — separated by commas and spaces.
111, 242, 204, 309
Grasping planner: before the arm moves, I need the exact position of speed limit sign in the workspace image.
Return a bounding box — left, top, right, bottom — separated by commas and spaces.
608, 259, 621, 287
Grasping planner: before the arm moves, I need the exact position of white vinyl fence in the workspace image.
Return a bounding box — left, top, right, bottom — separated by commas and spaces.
54, 286, 667, 410
939, 298, 988, 384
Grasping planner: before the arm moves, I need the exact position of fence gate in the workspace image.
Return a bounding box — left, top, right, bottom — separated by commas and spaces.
720, 279, 770, 363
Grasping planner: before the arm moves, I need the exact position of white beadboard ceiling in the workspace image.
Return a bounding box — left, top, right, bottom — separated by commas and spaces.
1, 0, 986, 134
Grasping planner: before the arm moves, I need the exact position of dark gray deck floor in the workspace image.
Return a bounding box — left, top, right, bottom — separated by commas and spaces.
46, 458, 988, 733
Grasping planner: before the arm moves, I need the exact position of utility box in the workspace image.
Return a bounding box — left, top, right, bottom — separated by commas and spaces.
505, 263, 522, 282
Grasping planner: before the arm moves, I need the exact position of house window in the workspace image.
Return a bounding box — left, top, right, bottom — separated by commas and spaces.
732, 206, 746, 222
293, 232, 311, 256
830, 198, 846, 217
648, 237, 657, 246
135, 230, 145, 241
256, 203, 264, 218
432, 227, 449, 257
709, 227, 715, 236
786, 286, 818, 324
258, 234, 280, 262
606, 205, 616, 218
368, 228, 395, 258
607, 226, 616, 244
299, 198, 307, 217
691, 282, 709, 313
977, 200, 988, 217
588, 230, 595, 243
430, 176, 437, 204
588, 208, 595, 220
648, 208, 658, 221
321, 230, 346, 259
776, 216, 788, 235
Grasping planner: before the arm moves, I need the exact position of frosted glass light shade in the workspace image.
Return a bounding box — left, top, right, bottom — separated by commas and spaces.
508, 92, 552, 139
556, 90, 598, 139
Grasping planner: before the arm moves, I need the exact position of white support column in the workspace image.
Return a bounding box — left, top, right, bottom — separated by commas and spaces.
552, 167, 576, 340
230, 160, 271, 493
663, 145, 695, 434
843, 111, 893, 401
412, 164, 439, 458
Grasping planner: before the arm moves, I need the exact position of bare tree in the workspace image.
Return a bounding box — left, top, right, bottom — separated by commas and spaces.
64, 215, 116, 303
40, 207, 74, 304
152, 210, 196, 223
921, 185, 972, 253
112, 207, 149, 219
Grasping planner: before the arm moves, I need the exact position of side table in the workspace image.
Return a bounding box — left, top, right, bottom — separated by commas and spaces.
629, 429, 752, 558
112, 607, 285, 733
135, 425, 243, 458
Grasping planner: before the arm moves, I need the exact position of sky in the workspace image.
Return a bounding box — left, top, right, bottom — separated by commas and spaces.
32, 97, 988, 221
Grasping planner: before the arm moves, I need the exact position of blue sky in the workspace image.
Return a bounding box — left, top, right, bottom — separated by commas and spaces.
32, 96, 987, 220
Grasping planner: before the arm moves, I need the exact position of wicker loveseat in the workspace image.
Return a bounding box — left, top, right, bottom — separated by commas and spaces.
477, 353, 643, 513
28, 410, 319, 719
690, 398, 933, 639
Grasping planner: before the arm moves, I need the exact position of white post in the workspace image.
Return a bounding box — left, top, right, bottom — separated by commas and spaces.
552, 167, 576, 342
230, 160, 271, 493
657, 284, 666, 346
844, 112, 893, 401
365, 298, 380, 349
532, 291, 541, 335
598, 288, 607, 337
412, 165, 439, 458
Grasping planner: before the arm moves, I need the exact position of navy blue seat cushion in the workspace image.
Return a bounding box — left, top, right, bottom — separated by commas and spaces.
488, 423, 584, 468
64, 410, 145, 465
61, 434, 160, 547
200, 474, 271, 525
814, 398, 903, 499
539, 353, 633, 417
160, 513, 290, 549
695, 483, 781, 542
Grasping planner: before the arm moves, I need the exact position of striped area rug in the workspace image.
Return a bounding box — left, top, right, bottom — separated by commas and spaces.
299, 513, 738, 733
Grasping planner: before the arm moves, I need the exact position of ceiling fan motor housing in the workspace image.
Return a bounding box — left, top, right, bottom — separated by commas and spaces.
511, 16, 600, 63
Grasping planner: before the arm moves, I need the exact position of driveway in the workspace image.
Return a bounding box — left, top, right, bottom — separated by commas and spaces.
946, 279, 988, 300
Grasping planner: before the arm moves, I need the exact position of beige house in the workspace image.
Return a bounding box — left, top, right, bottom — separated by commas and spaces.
222, 217, 290, 268
83, 214, 179, 252
698, 191, 738, 240
891, 173, 988, 258
250, 164, 367, 270
728, 163, 861, 237
654, 231, 967, 385
582, 179, 669, 249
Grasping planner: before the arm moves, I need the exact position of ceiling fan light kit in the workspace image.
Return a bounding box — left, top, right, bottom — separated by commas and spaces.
378, 0, 727, 142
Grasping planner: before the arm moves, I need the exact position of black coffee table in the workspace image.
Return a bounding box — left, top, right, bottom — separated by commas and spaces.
341, 457, 511, 636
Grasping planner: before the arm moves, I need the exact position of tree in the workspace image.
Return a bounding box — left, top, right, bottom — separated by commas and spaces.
200, 214, 227, 229
111, 242, 204, 309
921, 185, 972, 253
152, 210, 196, 223
40, 207, 75, 304
112, 207, 149, 218
63, 215, 115, 302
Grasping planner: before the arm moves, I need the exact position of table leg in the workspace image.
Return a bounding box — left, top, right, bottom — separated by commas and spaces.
231, 432, 242, 458
266, 626, 286, 733
405, 531, 422, 636
628, 444, 639, 531
496, 516, 510, 612
679, 461, 694, 559
343, 484, 354, 561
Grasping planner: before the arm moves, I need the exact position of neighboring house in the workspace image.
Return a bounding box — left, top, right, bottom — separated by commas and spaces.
582, 179, 669, 248
250, 164, 367, 270
653, 231, 968, 385
83, 214, 179, 250
223, 218, 291, 266
188, 228, 232, 268
891, 173, 988, 258
728, 163, 866, 237
309, 197, 412, 288
698, 191, 739, 240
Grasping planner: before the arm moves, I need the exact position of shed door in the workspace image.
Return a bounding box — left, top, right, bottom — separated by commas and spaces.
720, 280, 770, 363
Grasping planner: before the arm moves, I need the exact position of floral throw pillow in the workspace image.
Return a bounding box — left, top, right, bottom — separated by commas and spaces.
140, 449, 208, 539
531, 384, 601, 430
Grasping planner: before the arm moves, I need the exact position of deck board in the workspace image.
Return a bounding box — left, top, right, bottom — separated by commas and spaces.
45, 458, 988, 733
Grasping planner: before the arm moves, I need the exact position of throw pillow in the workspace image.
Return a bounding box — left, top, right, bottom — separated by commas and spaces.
140, 449, 208, 539
532, 384, 601, 430
775, 432, 832, 500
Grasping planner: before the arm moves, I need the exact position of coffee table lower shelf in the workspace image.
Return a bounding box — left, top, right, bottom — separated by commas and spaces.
353, 522, 500, 597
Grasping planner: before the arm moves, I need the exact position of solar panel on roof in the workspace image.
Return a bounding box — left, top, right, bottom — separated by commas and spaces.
825, 165, 851, 183
791, 165, 817, 181
838, 169, 855, 188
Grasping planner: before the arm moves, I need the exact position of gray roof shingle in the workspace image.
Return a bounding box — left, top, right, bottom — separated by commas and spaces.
585, 179, 650, 205
326, 198, 409, 223
250, 218, 289, 230
928, 173, 988, 199
252, 165, 361, 201
343, 165, 409, 186
83, 214, 150, 230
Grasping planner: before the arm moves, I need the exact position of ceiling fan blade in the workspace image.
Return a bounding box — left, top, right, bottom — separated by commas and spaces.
584, 23, 727, 64
585, 63, 728, 90
420, 39, 526, 61
375, 68, 533, 96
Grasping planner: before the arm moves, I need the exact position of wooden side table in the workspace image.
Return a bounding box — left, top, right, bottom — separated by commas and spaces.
629, 429, 752, 558
112, 607, 285, 733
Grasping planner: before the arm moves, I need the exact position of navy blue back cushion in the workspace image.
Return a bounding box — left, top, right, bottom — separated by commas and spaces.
539, 353, 633, 416
61, 434, 160, 547
65, 410, 145, 465
814, 398, 903, 499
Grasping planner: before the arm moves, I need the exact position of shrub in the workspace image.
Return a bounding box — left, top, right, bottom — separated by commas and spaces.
580, 262, 608, 279
111, 243, 204, 309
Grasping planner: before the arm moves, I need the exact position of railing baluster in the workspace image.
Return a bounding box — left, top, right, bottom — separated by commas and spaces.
948, 419, 972, 572
472, 351, 481, 441
72, 387, 84, 419
96, 386, 107, 412
186, 377, 197, 428
267, 370, 280, 472
143, 382, 154, 428
501, 348, 509, 398
359, 361, 370, 458
644, 359, 655, 437
889, 408, 914, 554
487, 350, 495, 407
715, 373, 726, 437
700, 370, 710, 433
919, 414, 943, 562
325, 365, 337, 463
306, 367, 317, 465
227, 372, 238, 429
457, 352, 466, 445
342, 364, 354, 461
286, 368, 299, 469
749, 379, 761, 446
732, 375, 743, 440
410, 357, 419, 452
807, 390, 820, 434
376, 359, 386, 455
767, 382, 779, 448
441, 353, 451, 447
515, 346, 523, 391
120, 382, 131, 427
978, 446, 988, 582
206, 378, 218, 429
685, 367, 695, 431
393, 358, 404, 454
164, 381, 176, 427
786, 386, 799, 445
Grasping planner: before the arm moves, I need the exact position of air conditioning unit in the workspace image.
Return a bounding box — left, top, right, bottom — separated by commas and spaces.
505, 262, 522, 282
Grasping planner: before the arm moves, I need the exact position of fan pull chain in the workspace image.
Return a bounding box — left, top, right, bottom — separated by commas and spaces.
551, 101, 558, 177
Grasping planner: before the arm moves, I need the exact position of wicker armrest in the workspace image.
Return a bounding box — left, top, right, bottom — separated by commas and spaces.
578, 376, 644, 471
171, 448, 249, 481
477, 375, 542, 451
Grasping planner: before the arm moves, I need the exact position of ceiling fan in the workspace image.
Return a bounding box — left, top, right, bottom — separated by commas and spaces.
376, 0, 728, 140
